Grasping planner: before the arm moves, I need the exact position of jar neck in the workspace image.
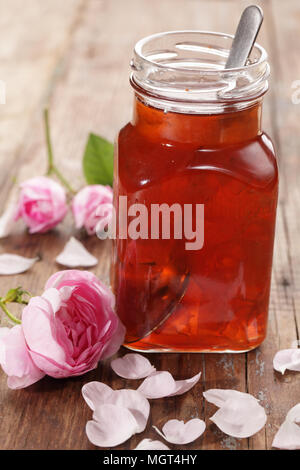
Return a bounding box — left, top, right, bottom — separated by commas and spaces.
133, 95, 262, 146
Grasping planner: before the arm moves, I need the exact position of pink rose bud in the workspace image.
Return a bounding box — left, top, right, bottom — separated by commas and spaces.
15, 176, 68, 233
0, 270, 125, 389
71, 185, 113, 235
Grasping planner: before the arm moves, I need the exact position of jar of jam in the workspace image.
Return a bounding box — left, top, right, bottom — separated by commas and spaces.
112, 31, 278, 352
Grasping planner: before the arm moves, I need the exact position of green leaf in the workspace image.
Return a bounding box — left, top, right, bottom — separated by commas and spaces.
83, 133, 114, 186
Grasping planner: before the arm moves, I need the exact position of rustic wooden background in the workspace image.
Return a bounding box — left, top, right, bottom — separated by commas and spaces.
0, 0, 299, 450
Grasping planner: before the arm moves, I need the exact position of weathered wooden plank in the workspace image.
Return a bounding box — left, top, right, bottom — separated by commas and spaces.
0, 0, 84, 205
270, 0, 300, 333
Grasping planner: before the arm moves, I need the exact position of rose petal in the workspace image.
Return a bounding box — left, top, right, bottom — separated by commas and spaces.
137, 370, 201, 399
153, 418, 206, 445
0, 254, 38, 275
111, 353, 156, 379
100, 318, 126, 360
55, 237, 98, 268
0, 203, 18, 238
108, 390, 150, 433
137, 371, 176, 399
202, 388, 235, 407
272, 422, 300, 450
204, 389, 267, 438
134, 439, 170, 450
286, 403, 300, 423
0, 324, 45, 389
22, 296, 67, 366
41, 286, 74, 315
42, 288, 63, 314
86, 404, 138, 447
169, 372, 201, 396
82, 382, 114, 410
273, 349, 300, 374
82, 381, 150, 432
0, 327, 11, 362
272, 403, 300, 450
0, 327, 10, 339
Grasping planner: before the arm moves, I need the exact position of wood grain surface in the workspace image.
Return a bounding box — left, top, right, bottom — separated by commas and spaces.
0, 0, 299, 450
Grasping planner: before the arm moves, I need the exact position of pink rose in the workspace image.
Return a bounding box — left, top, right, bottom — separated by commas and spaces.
15, 176, 68, 233
0, 270, 125, 389
72, 185, 113, 235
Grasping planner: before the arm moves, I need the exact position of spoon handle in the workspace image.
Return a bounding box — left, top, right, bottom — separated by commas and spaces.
225, 5, 264, 69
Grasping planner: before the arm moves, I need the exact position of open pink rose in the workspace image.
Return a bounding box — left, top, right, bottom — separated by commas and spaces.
72, 185, 113, 235
0, 270, 125, 389
15, 176, 68, 233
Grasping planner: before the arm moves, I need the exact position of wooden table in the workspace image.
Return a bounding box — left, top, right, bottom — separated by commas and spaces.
0, 0, 299, 450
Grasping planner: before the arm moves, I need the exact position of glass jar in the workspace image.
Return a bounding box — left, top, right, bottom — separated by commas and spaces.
112, 31, 278, 352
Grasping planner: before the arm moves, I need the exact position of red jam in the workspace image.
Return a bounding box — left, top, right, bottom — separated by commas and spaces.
112, 92, 278, 352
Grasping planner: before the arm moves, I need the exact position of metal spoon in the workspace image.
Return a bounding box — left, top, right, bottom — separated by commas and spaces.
225, 5, 264, 69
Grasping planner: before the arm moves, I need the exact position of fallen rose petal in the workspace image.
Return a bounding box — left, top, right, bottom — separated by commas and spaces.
203, 388, 235, 407
272, 403, 300, 450
55, 237, 98, 268
286, 403, 300, 423
82, 382, 114, 410
137, 371, 176, 399
273, 349, 300, 374
134, 439, 170, 450
0, 254, 38, 275
137, 370, 201, 399
109, 390, 149, 432
0, 203, 18, 238
272, 422, 300, 450
204, 389, 267, 438
86, 404, 138, 447
169, 372, 201, 396
153, 418, 206, 445
111, 353, 156, 379
82, 381, 150, 432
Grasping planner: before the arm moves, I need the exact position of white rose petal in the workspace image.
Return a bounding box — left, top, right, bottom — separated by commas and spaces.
272, 403, 300, 450
56, 237, 97, 268
0, 254, 38, 275
134, 438, 170, 450
273, 348, 300, 374
111, 353, 156, 379
204, 389, 267, 438
153, 418, 206, 445
137, 370, 201, 399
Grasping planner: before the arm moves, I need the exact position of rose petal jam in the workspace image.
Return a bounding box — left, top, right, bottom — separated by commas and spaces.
112, 31, 278, 352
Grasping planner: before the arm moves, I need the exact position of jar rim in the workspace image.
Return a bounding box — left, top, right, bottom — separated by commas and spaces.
131, 30, 269, 113
134, 30, 268, 75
